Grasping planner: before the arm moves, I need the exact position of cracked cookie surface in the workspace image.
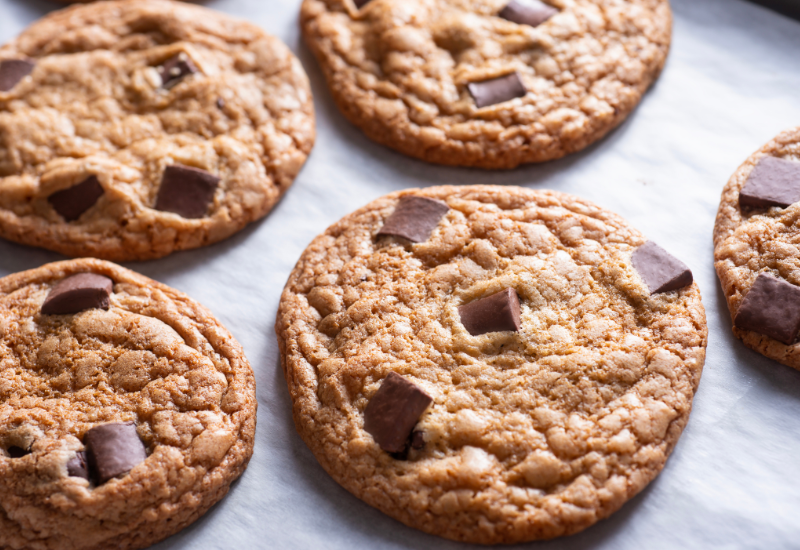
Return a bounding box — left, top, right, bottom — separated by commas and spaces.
0, 258, 256, 550
276, 185, 706, 543
301, 0, 670, 169
0, 0, 315, 260
714, 126, 800, 370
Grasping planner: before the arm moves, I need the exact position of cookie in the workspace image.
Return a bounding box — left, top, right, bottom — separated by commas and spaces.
0, 258, 256, 550
276, 185, 707, 543
0, 0, 315, 260
714, 126, 800, 369
301, 0, 671, 169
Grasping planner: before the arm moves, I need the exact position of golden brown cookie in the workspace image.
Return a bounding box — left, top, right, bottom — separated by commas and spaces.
714, 126, 800, 370
276, 185, 707, 543
0, 258, 256, 550
0, 0, 315, 260
301, 0, 670, 169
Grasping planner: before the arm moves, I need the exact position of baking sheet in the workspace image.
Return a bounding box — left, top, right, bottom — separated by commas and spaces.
2, 0, 800, 548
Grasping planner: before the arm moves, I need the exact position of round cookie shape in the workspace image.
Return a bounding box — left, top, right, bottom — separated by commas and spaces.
0, 0, 315, 260
714, 126, 800, 369
300, 0, 671, 169
276, 185, 706, 543
0, 258, 256, 550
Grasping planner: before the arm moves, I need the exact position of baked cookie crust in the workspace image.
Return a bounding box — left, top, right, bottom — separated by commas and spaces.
0, 0, 315, 260
276, 185, 706, 543
0, 258, 256, 550
301, 0, 671, 169
714, 126, 800, 370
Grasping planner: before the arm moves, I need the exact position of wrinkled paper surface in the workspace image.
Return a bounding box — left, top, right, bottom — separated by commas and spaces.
1, 0, 800, 548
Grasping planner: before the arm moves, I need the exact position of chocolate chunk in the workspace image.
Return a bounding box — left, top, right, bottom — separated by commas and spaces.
216, 97, 225, 110
47, 176, 104, 222
67, 451, 89, 480
84, 422, 147, 485
0, 59, 35, 92
739, 156, 800, 209
154, 164, 220, 219
41, 273, 114, 315
158, 53, 198, 89
7, 446, 29, 458
499, 0, 558, 27
353, 0, 373, 7
459, 288, 522, 336
631, 241, 693, 294
734, 273, 800, 345
377, 196, 449, 243
364, 372, 432, 454
410, 430, 425, 450
467, 72, 526, 108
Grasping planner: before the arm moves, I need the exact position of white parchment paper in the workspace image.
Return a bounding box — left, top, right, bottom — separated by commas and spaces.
2, 0, 800, 548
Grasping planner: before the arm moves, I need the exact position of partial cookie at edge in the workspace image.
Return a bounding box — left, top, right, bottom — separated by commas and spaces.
301, 0, 671, 169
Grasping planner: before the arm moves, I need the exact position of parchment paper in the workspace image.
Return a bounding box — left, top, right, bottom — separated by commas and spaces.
2, 0, 800, 548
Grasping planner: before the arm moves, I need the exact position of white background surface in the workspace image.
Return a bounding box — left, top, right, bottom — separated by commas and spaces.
1, 0, 800, 548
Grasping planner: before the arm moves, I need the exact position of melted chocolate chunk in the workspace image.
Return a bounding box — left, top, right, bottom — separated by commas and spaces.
377, 196, 449, 243
499, 0, 558, 27
7, 446, 29, 458
0, 59, 35, 92
158, 53, 198, 89
67, 451, 89, 480
739, 156, 800, 209
459, 288, 521, 336
84, 423, 147, 485
631, 241, 693, 294
410, 430, 426, 450
353, 0, 373, 7
378, 196, 450, 243
467, 72, 526, 108
41, 273, 114, 315
364, 372, 432, 454
155, 164, 220, 219
734, 273, 800, 345
47, 176, 104, 222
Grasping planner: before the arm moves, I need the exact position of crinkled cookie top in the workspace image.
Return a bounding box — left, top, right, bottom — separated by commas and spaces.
301, 0, 670, 168
277, 185, 706, 544
0, 0, 314, 260
0, 258, 256, 550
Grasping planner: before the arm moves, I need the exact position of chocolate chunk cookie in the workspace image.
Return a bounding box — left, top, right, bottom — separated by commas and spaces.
0, 0, 315, 260
714, 126, 800, 369
276, 185, 707, 543
301, 0, 671, 169
0, 258, 256, 550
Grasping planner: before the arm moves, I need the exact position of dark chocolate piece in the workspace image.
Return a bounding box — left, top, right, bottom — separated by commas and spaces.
377, 196, 449, 243
734, 273, 800, 345
216, 97, 225, 110
353, 0, 373, 7
41, 273, 113, 315
7, 446, 29, 458
158, 53, 198, 89
410, 430, 425, 450
631, 241, 693, 294
0, 59, 35, 92
154, 164, 220, 219
84, 422, 147, 485
739, 156, 800, 209
47, 176, 104, 222
499, 0, 558, 27
459, 288, 522, 336
67, 451, 89, 480
467, 72, 526, 109
364, 372, 432, 454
